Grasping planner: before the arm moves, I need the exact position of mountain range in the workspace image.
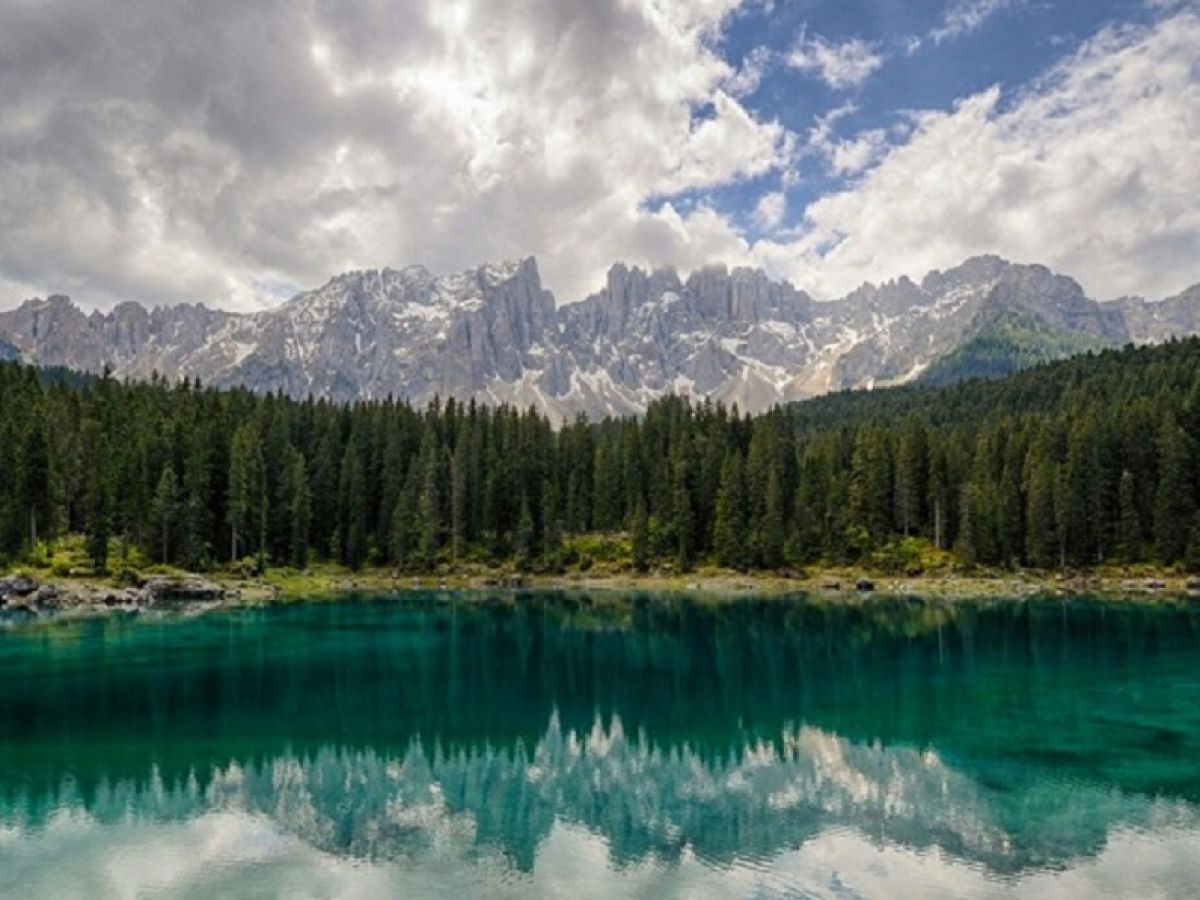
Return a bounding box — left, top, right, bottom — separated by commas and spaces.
0, 255, 1196, 418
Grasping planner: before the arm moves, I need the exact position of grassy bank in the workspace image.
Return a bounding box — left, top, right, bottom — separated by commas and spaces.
4, 533, 1199, 607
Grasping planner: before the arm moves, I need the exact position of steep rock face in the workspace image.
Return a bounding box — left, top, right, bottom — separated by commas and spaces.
1115, 285, 1200, 343
0, 294, 236, 379
222, 260, 555, 401
557, 263, 822, 413
827, 257, 1129, 389
0, 256, 1193, 418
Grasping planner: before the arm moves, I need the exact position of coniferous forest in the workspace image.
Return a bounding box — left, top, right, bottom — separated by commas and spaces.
1, 338, 1199, 576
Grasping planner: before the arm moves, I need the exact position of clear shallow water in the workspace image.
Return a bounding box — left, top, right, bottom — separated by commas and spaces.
1, 593, 1200, 898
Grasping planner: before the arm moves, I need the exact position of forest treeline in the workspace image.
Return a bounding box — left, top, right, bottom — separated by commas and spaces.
1, 338, 1199, 575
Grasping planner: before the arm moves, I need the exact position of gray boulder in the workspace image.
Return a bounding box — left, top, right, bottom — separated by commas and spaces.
140, 575, 227, 605
0, 574, 38, 597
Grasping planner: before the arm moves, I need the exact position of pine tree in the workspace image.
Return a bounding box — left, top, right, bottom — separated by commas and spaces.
85, 478, 112, 573
285, 449, 311, 568
1061, 420, 1100, 566
263, 406, 291, 563
1025, 456, 1058, 568
310, 422, 343, 557
541, 478, 562, 570
514, 495, 535, 573
1186, 513, 1200, 574
592, 437, 622, 531
0, 414, 19, 560
757, 465, 786, 569
895, 416, 928, 536
150, 466, 179, 565
1116, 469, 1141, 562
390, 466, 420, 569
417, 423, 442, 570
339, 428, 369, 570
228, 423, 267, 564
1154, 414, 1195, 564
671, 443, 696, 571
713, 451, 747, 569
850, 427, 893, 544
957, 482, 981, 567
83, 421, 113, 573
792, 445, 829, 563
180, 429, 212, 569
630, 498, 650, 572
17, 419, 51, 550
450, 445, 469, 563
481, 442, 504, 560
928, 439, 950, 551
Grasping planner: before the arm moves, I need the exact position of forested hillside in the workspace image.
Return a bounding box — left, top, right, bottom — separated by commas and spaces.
917, 311, 1113, 387
1, 339, 1198, 575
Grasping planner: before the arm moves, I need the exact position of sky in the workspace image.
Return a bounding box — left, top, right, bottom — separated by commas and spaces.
0, 0, 1197, 311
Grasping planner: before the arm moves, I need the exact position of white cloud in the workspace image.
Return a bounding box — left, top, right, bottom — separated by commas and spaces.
725, 45, 776, 97
0, 0, 792, 310
828, 130, 888, 176
787, 31, 884, 90
759, 12, 1200, 300
2, 1, 1197, 315
9, 806, 1200, 899
932, 0, 1024, 45
753, 191, 786, 229
808, 123, 890, 177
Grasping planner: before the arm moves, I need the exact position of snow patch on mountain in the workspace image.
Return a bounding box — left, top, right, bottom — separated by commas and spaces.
1, 255, 1195, 419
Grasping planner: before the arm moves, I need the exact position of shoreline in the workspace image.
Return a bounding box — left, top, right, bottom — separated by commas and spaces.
3, 564, 1199, 626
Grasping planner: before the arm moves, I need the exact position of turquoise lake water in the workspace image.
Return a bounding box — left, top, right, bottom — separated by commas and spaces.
1, 592, 1200, 898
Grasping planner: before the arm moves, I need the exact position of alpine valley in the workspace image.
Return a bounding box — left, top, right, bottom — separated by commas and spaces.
1, 255, 1196, 418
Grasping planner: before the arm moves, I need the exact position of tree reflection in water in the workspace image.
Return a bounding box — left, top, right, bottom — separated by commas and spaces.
1, 591, 1199, 880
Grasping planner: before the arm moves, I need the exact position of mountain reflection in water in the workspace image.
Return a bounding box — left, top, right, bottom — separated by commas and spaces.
1, 592, 1199, 898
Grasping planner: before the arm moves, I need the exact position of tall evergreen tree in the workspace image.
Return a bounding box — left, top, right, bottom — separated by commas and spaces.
16, 419, 51, 549
150, 466, 179, 564
338, 427, 369, 570
284, 449, 311, 568
712, 451, 747, 569
671, 440, 696, 571
1025, 456, 1058, 568
756, 465, 786, 569
450, 444, 469, 563
390, 465, 420, 569
850, 428, 894, 544
416, 423, 443, 569
514, 494, 535, 573
1154, 414, 1195, 564
83, 421, 113, 573
630, 498, 650, 573
1116, 469, 1141, 562
541, 478, 562, 570
895, 416, 929, 536
228, 423, 267, 565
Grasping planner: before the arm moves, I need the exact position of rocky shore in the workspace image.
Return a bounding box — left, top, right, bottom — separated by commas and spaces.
0, 573, 230, 624
3, 566, 1199, 627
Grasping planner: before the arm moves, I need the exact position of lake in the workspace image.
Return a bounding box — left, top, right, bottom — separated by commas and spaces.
1, 591, 1199, 898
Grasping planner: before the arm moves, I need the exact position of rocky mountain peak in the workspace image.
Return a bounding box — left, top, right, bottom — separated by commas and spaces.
1, 255, 1197, 418
918, 254, 1016, 294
